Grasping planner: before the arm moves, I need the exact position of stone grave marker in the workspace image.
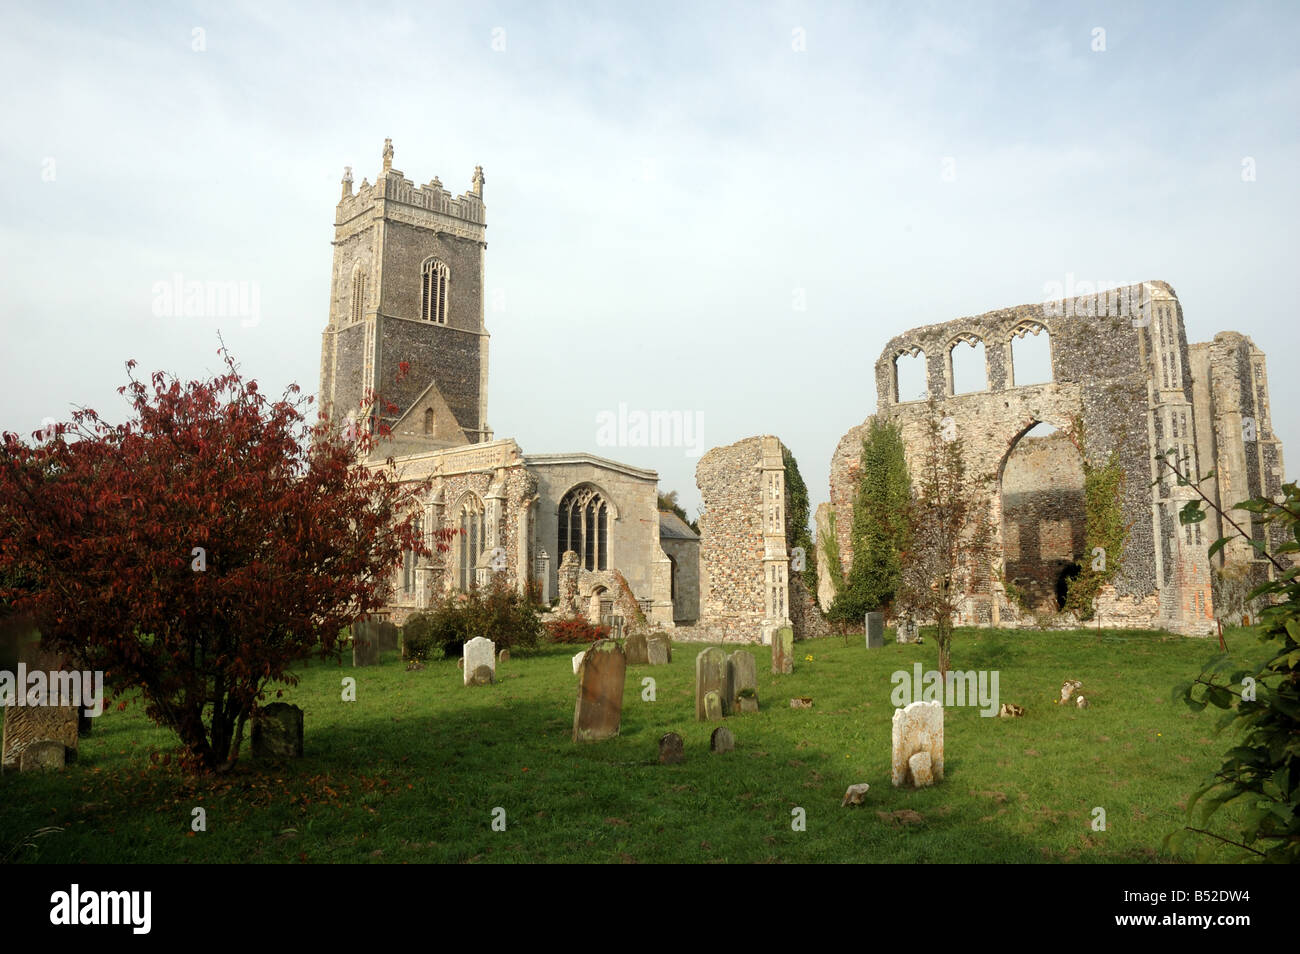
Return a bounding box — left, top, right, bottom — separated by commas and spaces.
891, 699, 944, 788
252, 703, 304, 760
647, 635, 670, 666
865, 612, 885, 649
726, 650, 757, 712
703, 690, 724, 722
352, 620, 380, 667
18, 740, 65, 772
896, 617, 921, 644
468, 665, 495, 686
463, 636, 496, 686
771, 626, 794, 675
709, 726, 735, 753
658, 732, 684, 764
695, 648, 728, 720
572, 639, 626, 742
624, 632, 649, 666
377, 621, 399, 652
1, 632, 80, 772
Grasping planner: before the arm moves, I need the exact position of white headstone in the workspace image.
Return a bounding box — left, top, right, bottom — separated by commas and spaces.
891, 699, 944, 787
463, 637, 496, 686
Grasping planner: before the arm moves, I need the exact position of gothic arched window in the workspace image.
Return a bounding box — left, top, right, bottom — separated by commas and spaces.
558, 486, 610, 572
456, 495, 485, 591
402, 515, 423, 594
421, 258, 449, 324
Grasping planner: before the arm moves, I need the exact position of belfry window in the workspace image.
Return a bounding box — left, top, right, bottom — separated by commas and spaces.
421, 258, 449, 324
351, 269, 367, 324
558, 486, 610, 571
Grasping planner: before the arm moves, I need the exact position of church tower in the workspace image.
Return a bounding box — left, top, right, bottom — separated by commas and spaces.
318, 140, 491, 451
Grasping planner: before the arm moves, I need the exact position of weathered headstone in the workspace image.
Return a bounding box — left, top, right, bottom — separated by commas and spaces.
468, 664, 495, 686
865, 612, 885, 649
1076, 695, 1089, 709
463, 636, 496, 686
998, 703, 1025, 718
841, 783, 871, 807
647, 635, 670, 666
18, 739, 65, 772
1059, 679, 1083, 704
736, 696, 759, 714
624, 632, 649, 666
377, 621, 399, 652
498, 649, 510, 664
658, 731, 684, 764
726, 650, 757, 711
709, 726, 735, 753
896, 617, 921, 644
908, 751, 934, 787
771, 626, 794, 674
695, 648, 728, 720
352, 621, 380, 667
703, 690, 724, 722
891, 699, 944, 787
1, 635, 80, 771
573, 639, 626, 742
251, 703, 304, 760
789, 697, 813, 709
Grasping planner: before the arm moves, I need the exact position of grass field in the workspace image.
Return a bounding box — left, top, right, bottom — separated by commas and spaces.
0, 626, 1265, 863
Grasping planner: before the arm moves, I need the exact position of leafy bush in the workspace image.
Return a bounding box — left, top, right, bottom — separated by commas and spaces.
544, 616, 610, 644
423, 573, 543, 657
401, 612, 438, 661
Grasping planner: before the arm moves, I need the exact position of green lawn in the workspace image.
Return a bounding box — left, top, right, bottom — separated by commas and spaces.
0, 626, 1265, 863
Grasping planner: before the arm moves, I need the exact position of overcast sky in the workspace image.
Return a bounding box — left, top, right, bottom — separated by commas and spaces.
2, 0, 1296, 523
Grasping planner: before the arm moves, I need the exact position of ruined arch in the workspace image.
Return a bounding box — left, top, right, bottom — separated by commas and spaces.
946, 331, 987, 395
1009, 320, 1053, 386
892, 345, 927, 403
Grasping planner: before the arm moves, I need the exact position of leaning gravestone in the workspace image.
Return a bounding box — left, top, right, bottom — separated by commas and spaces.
1, 631, 80, 771
647, 635, 670, 666
771, 626, 794, 675
352, 620, 380, 667
695, 648, 729, 720
709, 726, 735, 753
463, 637, 496, 686
891, 699, 944, 788
624, 632, 649, 666
377, 621, 399, 652
573, 639, 626, 742
658, 731, 684, 764
865, 612, 885, 649
251, 703, 304, 760
726, 650, 757, 711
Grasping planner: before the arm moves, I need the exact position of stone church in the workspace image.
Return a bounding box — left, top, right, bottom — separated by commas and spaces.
317, 141, 697, 627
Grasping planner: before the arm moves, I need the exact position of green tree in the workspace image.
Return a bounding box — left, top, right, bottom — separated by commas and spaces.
657, 490, 698, 534
782, 446, 817, 594
831, 417, 911, 621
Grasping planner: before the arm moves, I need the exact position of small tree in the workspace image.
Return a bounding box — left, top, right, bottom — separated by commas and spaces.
895, 406, 995, 675
832, 417, 911, 622
0, 349, 434, 772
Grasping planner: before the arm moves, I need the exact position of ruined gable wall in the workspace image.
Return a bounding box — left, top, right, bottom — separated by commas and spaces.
695, 436, 767, 641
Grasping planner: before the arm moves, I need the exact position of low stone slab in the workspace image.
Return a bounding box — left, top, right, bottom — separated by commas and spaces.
896, 618, 922, 644
468, 665, 495, 686
909, 751, 934, 787
1059, 679, 1083, 704
625, 632, 649, 666
790, 697, 812, 709
726, 650, 757, 710
998, 703, 1025, 718
772, 626, 794, 675
841, 783, 871, 807
736, 696, 759, 714
18, 739, 65, 772
352, 621, 380, 667
695, 648, 728, 720
659, 732, 684, 764
709, 726, 734, 753
252, 703, 304, 760
573, 639, 626, 742
892, 700, 944, 787
647, 636, 670, 666
866, 612, 885, 649
463, 637, 496, 686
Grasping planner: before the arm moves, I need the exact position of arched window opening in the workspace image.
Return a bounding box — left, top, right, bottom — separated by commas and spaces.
558, 486, 610, 572
949, 333, 987, 394
1010, 321, 1052, 386
403, 515, 423, 594
893, 348, 927, 403
423, 408, 435, 435
351, 268, 367, 324
421, 258, 449, 324
456, 496, 485, 591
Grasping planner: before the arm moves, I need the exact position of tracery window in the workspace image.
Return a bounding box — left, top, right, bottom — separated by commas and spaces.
421, 258, 449, 324
558, 486, 610, 571
457, 496, 485, 591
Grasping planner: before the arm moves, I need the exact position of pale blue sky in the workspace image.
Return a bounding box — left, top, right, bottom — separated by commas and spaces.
2, 0, 1297, 521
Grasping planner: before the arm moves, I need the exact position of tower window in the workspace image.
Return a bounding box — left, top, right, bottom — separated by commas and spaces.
351, 268, 367, 324
421, 258, 449, 324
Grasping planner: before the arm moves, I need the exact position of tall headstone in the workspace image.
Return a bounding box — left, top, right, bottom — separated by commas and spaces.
891, 700, 944, 788
352, 620, 380, 667
726, 650, 757, 711
1, 631, 80, 771
252, 703, 304, 760
647, 635, 670, 666
695, 648, 728, 720
865, 612, 885, 649
463, 637, 496, 686
624, 632, 649, 666
573, 639, 626, 742
771, 626, 794, 675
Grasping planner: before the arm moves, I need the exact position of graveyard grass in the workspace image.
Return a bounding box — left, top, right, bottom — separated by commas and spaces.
1, 626, 1267, 864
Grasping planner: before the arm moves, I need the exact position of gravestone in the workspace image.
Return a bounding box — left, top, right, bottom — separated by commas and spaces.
498, 649, 510, 664
572, 651, 586, 674
736, 696, 759, 714
1, 633, 80, 771
865, 612, 885, 649
468, 665, 495, 686
726, 650, 757, 711
1059, 679, 1083, 704
624, 632, 649, 666
891, 699, 944, 788
658, 732, 684, 764
694, 648, 728, 720
771, 626, 794, 675
908, 751, 934, 787
896, 617, 921, 644
703, 690, 724, 722
647, 635, 670, 666
709, 726, 735, 753
377, 621, 399, 652
352, 621, 380, 667
252, 703, 304, 760
18, 739, 65, 772
463, 637, 496, 686
572, 639, 626, 742
841, 783, 871, 807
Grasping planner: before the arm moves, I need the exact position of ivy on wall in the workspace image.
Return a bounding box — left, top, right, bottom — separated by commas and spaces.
1063, 417, 1128, 619
781, 445, 818, 594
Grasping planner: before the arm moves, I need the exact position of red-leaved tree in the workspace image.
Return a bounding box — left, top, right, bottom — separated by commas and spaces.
0, 348, 437, 771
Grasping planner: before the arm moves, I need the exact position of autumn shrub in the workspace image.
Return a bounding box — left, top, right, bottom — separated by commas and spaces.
544, 616, 611, 644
